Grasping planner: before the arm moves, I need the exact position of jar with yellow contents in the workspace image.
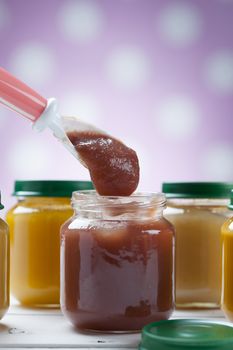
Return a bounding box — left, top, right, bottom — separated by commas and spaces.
221, 189, 233, 321
0, 191, 9, 319
162, 182, 232, 310
6, 180, 93, 307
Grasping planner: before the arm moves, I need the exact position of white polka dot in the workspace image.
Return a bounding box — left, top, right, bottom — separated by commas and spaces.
106, 47, 151, 90
58, 0, 103, 43
0, 0, 10, 30
157, 3, 202, 46
156, 96, 200, 139
204, 51, 233, 93
202, 144, 233, 180
60, 92, 101, 125
10, 43, 55, 87
7, 136, 52, 177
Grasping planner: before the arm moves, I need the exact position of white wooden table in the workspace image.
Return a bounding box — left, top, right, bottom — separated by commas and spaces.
0, 304, 229, 349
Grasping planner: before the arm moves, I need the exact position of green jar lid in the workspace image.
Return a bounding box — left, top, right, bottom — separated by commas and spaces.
162, 182, 233, 199
0, 191, 4, 210
139, 319, 233, 350
229, 190, 233, 210
13, 180, 94, 197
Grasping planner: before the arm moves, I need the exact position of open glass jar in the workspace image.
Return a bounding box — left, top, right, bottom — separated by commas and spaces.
0, 191, 9, 320
60, 191, 175, 332
6, 180, 93, 307
163, 182, 233, 310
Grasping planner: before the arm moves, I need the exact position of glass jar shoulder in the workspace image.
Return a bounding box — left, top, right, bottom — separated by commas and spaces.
60, 216, 74, 236
7, 197, 72, 215
62, 216, 175, 236
166, 198, 231, 217
0, 217, 9, 234
222, 216, 233, 235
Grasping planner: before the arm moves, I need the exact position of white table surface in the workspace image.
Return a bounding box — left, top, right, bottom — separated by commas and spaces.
0, 304, 230, 349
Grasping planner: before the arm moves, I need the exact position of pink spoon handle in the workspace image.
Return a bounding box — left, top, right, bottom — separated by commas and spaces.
0, 67, 47, 122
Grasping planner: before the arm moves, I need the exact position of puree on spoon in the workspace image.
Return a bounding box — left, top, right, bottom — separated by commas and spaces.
66, 131, 140, 196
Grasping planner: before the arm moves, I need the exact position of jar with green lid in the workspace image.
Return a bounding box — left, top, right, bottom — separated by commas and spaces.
162, 182, 233, 309
0, 191, 9, 319
221, 189, 233, 321
6, 180, 93, 307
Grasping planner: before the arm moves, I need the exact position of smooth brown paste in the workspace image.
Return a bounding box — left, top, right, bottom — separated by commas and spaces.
66, 131, 140, 196
61, 217, 174, 331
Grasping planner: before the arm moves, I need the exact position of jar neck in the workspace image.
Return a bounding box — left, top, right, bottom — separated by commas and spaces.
17, 197, 70, 204
72, 191, 166, 220
166, 198, 230, 209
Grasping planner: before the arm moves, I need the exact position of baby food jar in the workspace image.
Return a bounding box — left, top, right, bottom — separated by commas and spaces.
0, 191, 9, 319
162, 182, 233, 309
221, 189, 233, 321
61, 191, 175, 332
7, 180, 93, 307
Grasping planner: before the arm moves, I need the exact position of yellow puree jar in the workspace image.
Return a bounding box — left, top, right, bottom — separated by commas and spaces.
0, 191, 9, 319
162, 182, 232, 309
6, 180, 93, 307
221, 189, 233, 321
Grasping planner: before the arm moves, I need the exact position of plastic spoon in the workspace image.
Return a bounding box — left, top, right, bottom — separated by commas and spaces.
0, 67, 139, 196
0, 67, 100, 158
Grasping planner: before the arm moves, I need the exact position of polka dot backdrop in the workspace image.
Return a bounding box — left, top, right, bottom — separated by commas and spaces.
0, 0, 233, 213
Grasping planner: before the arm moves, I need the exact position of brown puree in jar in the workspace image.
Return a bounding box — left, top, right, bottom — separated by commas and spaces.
61, 217, 174, 331
66, 131, 140, 196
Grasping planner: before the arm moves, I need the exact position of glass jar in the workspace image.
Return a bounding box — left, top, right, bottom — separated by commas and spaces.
221, 190, 233, 321
61, 191, 175, 332
162, 182, 233, 309
0, 191, 9, 319
6, 180, 93, 307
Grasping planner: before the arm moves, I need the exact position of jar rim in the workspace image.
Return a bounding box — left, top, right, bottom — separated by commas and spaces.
229, 189, 233, 210
71, 190, 166, 211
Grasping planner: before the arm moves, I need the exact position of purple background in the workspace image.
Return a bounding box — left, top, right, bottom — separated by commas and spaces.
0, 0, 233, 213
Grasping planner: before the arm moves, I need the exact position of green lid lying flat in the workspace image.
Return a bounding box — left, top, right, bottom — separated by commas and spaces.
13, 180, 94, 197
139, 320, 233, 350
229, 190, 233, 210
162, 182, 233, 199
0, 191, 4, 210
